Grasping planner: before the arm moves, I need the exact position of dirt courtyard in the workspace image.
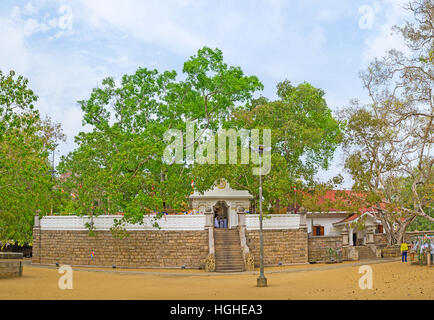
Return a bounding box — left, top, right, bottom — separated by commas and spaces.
0, 260, 432, 300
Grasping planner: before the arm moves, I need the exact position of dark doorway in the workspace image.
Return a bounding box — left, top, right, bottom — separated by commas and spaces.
353, 233, 357, 246
213, 201, 228, 229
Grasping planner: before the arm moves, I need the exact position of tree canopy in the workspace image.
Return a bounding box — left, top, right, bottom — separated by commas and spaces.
57, 47, 263, 226
0, 70, 64, 244
341, 0, 433, 245
58, 47, 343, 227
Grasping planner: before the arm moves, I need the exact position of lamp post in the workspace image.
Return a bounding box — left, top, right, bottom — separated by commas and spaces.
48, 144, 58, 216
251, 144, 270, 287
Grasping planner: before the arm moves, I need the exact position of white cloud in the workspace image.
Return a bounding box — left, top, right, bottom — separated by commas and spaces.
79, 0, 208, 56
0, 16, 29, 73
361, 0, 412, 62
23, 3, 39, 16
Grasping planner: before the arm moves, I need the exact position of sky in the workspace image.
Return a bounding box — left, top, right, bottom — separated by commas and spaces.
0, 0, 413, 187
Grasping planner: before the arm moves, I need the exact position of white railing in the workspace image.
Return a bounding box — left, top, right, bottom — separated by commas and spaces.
39, 215, 207, 231
245, 214, 300, 230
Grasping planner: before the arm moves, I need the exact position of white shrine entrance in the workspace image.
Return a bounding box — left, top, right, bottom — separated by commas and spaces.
189, 180, 253, 229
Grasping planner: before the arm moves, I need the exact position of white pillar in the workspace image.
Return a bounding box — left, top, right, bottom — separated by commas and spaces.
349, 228, 354, 246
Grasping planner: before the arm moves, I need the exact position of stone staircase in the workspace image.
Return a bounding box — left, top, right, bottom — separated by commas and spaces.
214, 229, 245, 273
356, 246, 377, 260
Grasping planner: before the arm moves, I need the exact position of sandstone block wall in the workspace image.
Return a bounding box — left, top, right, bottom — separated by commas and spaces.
245, 228, 308, 266
33, 229, 209, 269
308, 236, 342, 263
374, 233, 387, 247
0, 261, 23, 279
404, 231, 434, 242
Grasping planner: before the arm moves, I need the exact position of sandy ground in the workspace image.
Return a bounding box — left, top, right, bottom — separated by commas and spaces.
0, 260, 432, 300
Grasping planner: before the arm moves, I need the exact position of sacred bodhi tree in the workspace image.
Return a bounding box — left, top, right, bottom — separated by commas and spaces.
59, 47, 343, 231
191, 80, 343, 213
341, 0, 433, 246
0, 70, 65, 245
57, 47, 263, 230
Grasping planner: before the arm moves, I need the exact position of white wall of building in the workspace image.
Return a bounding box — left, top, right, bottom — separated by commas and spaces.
306, 217, 343, 236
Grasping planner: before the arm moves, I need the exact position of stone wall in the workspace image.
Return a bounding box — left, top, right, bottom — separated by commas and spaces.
245, 228, 308, 266
374, 233, 387, 247
308, 236, 343, 263
373, 231, 434, 248
404, 231, 434, 242
0, 261, 23, 279
33, 229, 209, 269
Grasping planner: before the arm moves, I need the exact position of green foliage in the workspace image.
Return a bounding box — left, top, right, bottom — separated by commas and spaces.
58, 47, 263, 226
408, 208, 434, 231
0, 70, 65, 244
193, 80, 343, 212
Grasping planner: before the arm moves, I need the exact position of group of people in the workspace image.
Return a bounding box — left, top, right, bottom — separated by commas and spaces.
214, 215, 228, 229
400, 236, 434, 263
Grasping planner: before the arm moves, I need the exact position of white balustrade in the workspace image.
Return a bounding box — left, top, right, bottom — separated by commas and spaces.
39, 215, 207, 231
40, 214, 301, 231
245, 214, 300, 230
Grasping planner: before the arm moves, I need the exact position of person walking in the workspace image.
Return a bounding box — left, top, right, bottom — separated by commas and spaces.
401, 241, 409, 262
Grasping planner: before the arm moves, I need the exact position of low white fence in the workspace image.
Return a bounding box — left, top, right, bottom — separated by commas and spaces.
245, 214, 300, 230
39, 213, 301, 231
39, 215, 207, 231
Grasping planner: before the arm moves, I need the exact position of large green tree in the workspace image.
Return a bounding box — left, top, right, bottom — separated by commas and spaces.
0, 70, 65, 245
192, 80, 343, 212
58, 47, 262, 226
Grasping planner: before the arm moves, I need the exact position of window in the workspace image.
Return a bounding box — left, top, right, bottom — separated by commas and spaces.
313, 225, 324, 236
377, 224, 384, 234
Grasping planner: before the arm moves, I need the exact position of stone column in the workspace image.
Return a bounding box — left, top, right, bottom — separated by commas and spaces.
342, 229, 349, 247
238, 212, 249, 254
32, 210, 41, 264
204, 210, 214, 255
204, 209, 216, 272
349, 228, 354, 246
366, 226, 377, 256
299, 207, 307, 228
204, 209, 213, 228
238, 211, 246, 228
366, 226, 375, 245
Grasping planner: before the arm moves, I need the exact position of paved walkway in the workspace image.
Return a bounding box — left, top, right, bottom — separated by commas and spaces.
25, 258, 400, 277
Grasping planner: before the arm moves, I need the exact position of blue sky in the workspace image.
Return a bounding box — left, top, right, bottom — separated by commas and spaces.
0, 0, 412, 187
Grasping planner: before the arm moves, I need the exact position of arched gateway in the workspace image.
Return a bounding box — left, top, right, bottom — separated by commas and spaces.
189, 180, 253, 229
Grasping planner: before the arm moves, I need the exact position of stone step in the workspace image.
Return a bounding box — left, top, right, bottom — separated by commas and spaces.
215, 235, 239, 238
215, 262, 244, 266
215, 241, 240, 244
215, 246, 242, 249
356, 246, 377, 260
216, 268, 246, 272
216, 268, 245, 273
213, 228, 245, 273
215, 256, 244, 260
